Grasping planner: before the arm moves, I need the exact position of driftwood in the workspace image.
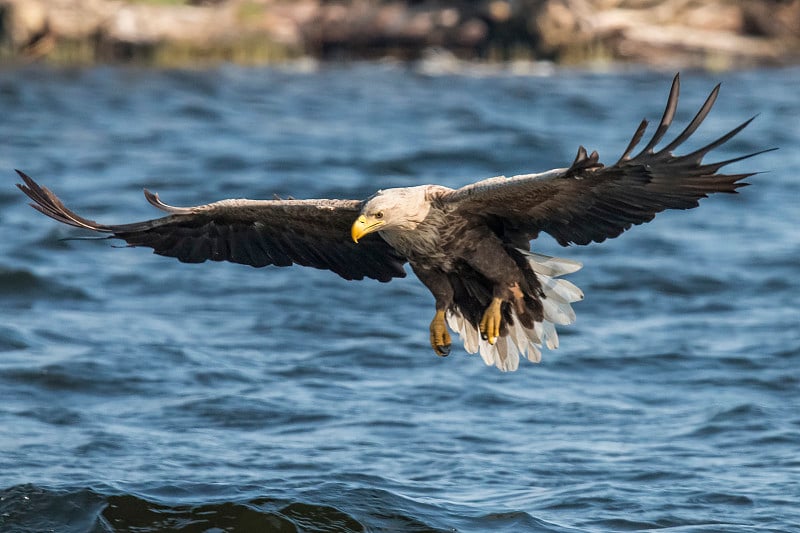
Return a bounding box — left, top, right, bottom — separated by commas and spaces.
1, 0, 798, 67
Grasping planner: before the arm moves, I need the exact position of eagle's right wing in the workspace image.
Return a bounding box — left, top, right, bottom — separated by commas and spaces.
444, 74, 773, 247
16, 171, 407, 282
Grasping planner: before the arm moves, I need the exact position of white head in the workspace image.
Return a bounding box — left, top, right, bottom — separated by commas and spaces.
351, 186, 433, 242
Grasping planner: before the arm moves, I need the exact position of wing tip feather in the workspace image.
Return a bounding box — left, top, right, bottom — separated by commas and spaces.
16, 170, 111, 232
144, 189, 194, 215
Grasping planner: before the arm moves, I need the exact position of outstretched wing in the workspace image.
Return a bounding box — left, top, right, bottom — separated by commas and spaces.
16, 171, 407, 282
444, 74, 773, 246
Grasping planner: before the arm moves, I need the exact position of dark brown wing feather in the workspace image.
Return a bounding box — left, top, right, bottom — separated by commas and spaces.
444, 74, 774, 246
16, 171, 407, 282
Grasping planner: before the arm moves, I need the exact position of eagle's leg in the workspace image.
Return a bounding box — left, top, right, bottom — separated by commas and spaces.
411, 265, 453, 357
480, 282, 526, 344
429, 309, 452, 357
479, 297, 503, 345
465, 237, 527, 345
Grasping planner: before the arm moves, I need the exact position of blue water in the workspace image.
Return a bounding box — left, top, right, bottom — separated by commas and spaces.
0, 63, 798, 532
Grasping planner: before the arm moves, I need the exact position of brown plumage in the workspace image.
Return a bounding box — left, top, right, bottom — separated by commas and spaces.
18, 179, 407, 282
16, 74, 771, 371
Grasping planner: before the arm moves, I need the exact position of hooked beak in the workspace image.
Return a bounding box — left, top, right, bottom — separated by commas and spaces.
351, 215, 384, 243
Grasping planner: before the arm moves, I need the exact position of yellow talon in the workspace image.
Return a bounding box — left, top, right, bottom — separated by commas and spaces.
429, 310, 452, 356
479, 298, 503, 345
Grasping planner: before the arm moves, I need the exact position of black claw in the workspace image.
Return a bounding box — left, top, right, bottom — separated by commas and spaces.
436, 344, 451, 357
480, 332, 488, 341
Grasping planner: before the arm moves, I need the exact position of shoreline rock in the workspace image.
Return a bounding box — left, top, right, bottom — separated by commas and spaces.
1, 0, 798, 69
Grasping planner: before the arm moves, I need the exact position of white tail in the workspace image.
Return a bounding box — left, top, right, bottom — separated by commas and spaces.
446, 250, 583, 372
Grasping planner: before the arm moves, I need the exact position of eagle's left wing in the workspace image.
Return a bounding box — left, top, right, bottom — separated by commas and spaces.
443, 74, 773, 246
16, 171, 407, 282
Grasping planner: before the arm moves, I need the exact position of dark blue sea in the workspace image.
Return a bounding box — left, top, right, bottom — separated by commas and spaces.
0, 63, 798, 532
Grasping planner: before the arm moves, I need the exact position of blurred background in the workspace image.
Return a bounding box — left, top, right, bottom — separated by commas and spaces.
1, 0, 799, 69
1, 2, 799, 533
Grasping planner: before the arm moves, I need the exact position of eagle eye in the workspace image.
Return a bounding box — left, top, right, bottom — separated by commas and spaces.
375, 211, 384, 219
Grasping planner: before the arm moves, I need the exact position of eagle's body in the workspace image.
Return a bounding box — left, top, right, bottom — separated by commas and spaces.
16, 75, 770, 371
354, 177, 585, 369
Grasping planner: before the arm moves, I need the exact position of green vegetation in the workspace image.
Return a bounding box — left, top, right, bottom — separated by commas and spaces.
150, 37, 300, 67
0, 37, 301, 68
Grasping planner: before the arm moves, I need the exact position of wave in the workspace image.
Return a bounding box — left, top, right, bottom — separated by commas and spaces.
0, 484, 578, 533
0, 267, 90, 301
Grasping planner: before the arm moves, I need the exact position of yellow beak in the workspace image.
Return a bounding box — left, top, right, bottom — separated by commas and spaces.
351, 215, 383, 243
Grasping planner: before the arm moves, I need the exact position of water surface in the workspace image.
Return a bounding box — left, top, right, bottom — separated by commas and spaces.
1, 64, 798, 532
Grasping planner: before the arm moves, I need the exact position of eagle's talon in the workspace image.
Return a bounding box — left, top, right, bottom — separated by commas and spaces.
430, 310, 451, 357
479, 298, 503, 345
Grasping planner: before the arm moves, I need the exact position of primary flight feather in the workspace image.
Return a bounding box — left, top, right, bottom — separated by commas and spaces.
17, 74, 770, 371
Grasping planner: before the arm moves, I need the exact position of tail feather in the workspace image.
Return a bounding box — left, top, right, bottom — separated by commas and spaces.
539, 276, 584, 304
542, 297, 576, 325
542, 321, 559, 350
446, 250, 582, 371
524, 251, 583, 277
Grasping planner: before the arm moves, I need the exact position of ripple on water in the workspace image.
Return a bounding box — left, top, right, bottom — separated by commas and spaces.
0, 324, 29, 352
0, 485, 106, 533
0, 484, 462, 533
0, 267, 89, 302
15, 406, 83, 427
2, 359, 161, 396
163, 394, 335, 431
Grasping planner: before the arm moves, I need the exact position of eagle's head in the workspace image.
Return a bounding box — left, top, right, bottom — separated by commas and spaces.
351, 185, 433, 242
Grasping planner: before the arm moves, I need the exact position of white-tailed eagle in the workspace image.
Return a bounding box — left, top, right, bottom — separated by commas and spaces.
17, 75, 770, 371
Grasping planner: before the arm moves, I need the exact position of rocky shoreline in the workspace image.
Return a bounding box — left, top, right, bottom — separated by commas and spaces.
1, 0, 799, 69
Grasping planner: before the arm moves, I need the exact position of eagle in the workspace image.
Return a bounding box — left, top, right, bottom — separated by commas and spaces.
16, 74, 769, 371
